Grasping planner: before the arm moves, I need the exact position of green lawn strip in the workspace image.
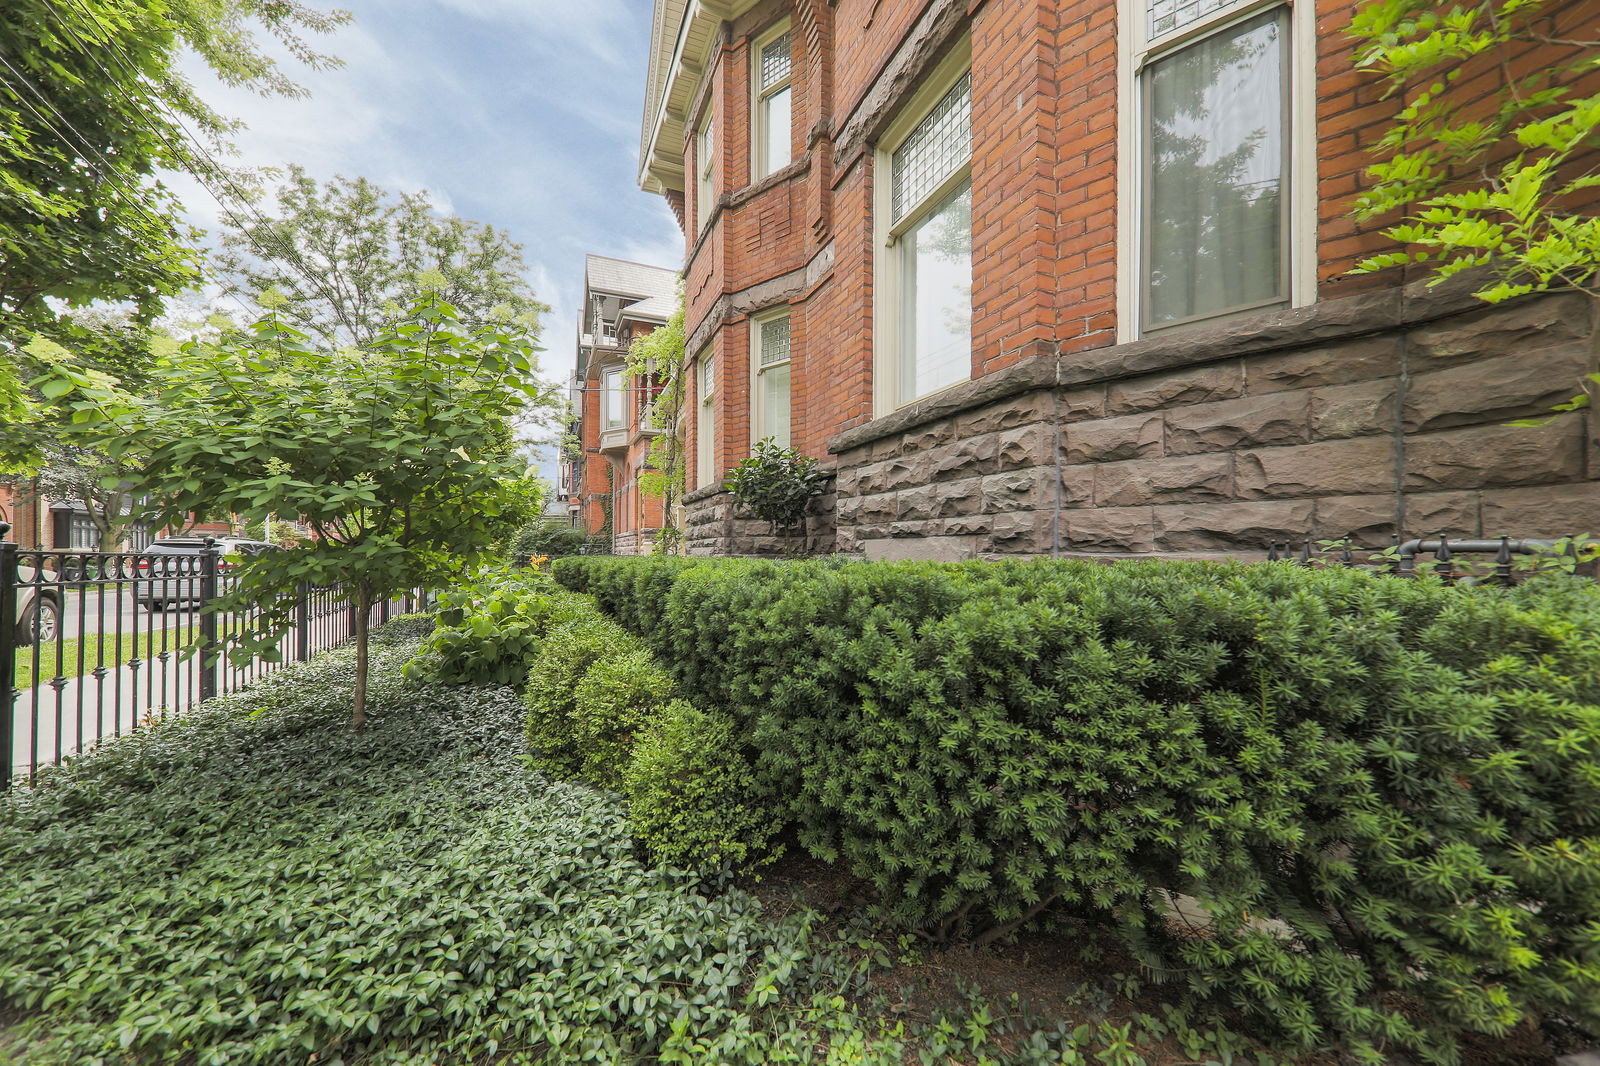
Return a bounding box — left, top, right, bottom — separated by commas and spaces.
13, 627, 196, 691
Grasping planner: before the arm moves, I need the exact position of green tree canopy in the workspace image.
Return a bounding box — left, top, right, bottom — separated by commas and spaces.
212, 167, 551, 349
44, 289, 562, 724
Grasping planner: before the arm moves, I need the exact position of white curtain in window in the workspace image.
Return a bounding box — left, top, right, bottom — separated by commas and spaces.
898, 180, 972, 405
1144, 9, 1285, 328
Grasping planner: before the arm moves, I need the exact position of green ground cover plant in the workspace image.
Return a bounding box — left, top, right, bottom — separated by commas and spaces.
0, 614, 1302, 1066
555, 555, 1600, 1066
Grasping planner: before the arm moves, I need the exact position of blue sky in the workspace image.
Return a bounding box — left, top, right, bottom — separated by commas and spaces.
172, 0, 683, 473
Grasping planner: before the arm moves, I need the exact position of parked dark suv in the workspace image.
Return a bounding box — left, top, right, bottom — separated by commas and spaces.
136, 537, 278, 611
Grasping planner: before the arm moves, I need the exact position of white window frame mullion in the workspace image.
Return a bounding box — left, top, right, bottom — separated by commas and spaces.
752, 21, 793, 180
751, 307, 792, 447
871, 40, 973, 418
1116, 0, 1315, 343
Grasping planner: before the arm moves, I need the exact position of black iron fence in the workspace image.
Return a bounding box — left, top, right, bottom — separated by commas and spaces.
1265, 534, 1579, 583
0, 523, 421, 791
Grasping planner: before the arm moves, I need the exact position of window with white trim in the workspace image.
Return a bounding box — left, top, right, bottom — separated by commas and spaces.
695, 347, 716, 487
696, 109, 716, 232
751, 308, 791, 448
875, 52, 972, 413
753, 24, 793, 179
603, 367, 624, 430
1131, 0, 1302, 334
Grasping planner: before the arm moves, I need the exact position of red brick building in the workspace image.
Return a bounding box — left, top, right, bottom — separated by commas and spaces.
639, 0, 1598, 558
570, 255, 680, 554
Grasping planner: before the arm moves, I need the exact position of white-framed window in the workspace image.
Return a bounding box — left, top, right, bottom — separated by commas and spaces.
1117, 0, 1314, 339
872, 44, 973, 414
696, 346, 717, 487
751, 307, 792, 448
752, 22, 793, 179
696, 107, 716, 233
603, 367, 624, 430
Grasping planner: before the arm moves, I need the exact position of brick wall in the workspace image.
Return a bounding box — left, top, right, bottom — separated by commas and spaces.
649, 0, 1600, 556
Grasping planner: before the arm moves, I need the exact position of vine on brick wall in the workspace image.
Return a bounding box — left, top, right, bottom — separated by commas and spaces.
625, 291, 687, 555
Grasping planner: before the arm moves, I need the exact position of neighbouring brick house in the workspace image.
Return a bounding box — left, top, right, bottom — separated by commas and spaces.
571, 255, 680, 554
637, 0, 1599, 559
0, 480, 232, 552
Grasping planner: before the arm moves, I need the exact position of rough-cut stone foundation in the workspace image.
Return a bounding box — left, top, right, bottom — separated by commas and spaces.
825, 288, 1599, 560
682, 482, 837, 556
611, 529, 660, 556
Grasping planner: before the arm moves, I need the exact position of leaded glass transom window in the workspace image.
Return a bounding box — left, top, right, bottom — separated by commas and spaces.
1148, 0, 1234, 38
891, 71, 971, 223
761, 33, 791, 90
759, 316, 791, 366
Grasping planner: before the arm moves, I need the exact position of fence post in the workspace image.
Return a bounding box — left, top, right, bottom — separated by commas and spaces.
295, 582, 311, 662
198, 537, 219, 703
0, 524, 17, 793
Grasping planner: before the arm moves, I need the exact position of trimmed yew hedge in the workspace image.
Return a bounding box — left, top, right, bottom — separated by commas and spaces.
552, 555, 1600, 1065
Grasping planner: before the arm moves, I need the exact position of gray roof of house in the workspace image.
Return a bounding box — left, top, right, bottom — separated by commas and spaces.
619, 294, 675, 322
584, 255, 677, 301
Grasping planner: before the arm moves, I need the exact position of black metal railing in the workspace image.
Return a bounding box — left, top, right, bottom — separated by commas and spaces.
1, 523, 422, 791
1265, 534, 1574, 584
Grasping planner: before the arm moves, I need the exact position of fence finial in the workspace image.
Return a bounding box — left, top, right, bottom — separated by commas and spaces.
1267, 542, 1280, 561
1437, 535, 1454, 580
1495, 535, 1513, 586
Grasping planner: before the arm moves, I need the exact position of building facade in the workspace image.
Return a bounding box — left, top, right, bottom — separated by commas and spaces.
639, 0, 1599, 559
571, 255, 680, 555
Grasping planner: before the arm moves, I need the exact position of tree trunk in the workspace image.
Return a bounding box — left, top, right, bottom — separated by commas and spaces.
351, 582, 373, 728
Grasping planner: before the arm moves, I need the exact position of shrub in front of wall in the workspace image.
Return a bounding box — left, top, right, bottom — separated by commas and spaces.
523, 610, 643, 778
622, 699, 779, 871
570, 649, 675, 789
403, 572, 579, 686
508, 520, 589, 564
553, 555, 1600, 1066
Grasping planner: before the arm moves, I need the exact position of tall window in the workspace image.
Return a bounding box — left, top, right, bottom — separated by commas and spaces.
1137, 1, 1292, 332
753, 25, 792, 178
696, 109, 716, 232
752, 309, 791, 448
877, 56, 972, 411
603, 368, 624, 430
696, 348, 716, 487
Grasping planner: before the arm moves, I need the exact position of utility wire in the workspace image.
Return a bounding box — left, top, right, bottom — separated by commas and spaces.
46, 0, 358, 330
0, 50, 262, 324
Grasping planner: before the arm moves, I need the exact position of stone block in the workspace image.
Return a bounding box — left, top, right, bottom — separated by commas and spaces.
943, 512, 996, 536
1403, 491, 1483, 539
1407, 291, 1590, 371
855, 457, 921, 495
1402, 344, 1589, 432
1309, 378, 1398, 441
1245, 336, 1400, 394
1061, 386, 1106, 420
923, 434, 1000, 481
863, 535, 982, 562
981, 467, 1053, 512
903, 418, 958, 455
1094, 454, 1234, 507
1479, 483, 1600, 539
833, 464, 862, 496
1065, 412, 1164, 462
1066, 506, 1156, 553
1106, 361, 1245, 415
1062, 464, 1094, 506
835, 527, 863, 554
996, 424, 1055, 471
987, 509, 1056, 554
1165, 391, 1309, 455
853, 493, 897, 524
896, 486, 940, 522
1404, 420, 1584, 492
954, 390, 1052, 436
1236, 438, 1396, 499
1153, 500, 1316, 552
1310, 494, 1401, 545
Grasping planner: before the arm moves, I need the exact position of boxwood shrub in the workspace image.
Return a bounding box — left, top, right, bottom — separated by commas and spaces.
552, 554, 1600, 1065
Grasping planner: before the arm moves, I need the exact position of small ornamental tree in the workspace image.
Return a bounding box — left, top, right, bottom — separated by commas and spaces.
44, 287, 557, 725
624, 294, 687, 554
1349, 0, 1600, 410
724, 439, 829, 538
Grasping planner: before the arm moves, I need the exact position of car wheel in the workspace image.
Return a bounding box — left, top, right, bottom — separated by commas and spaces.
142, 600, 165, 612
18, 595, 60, 644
